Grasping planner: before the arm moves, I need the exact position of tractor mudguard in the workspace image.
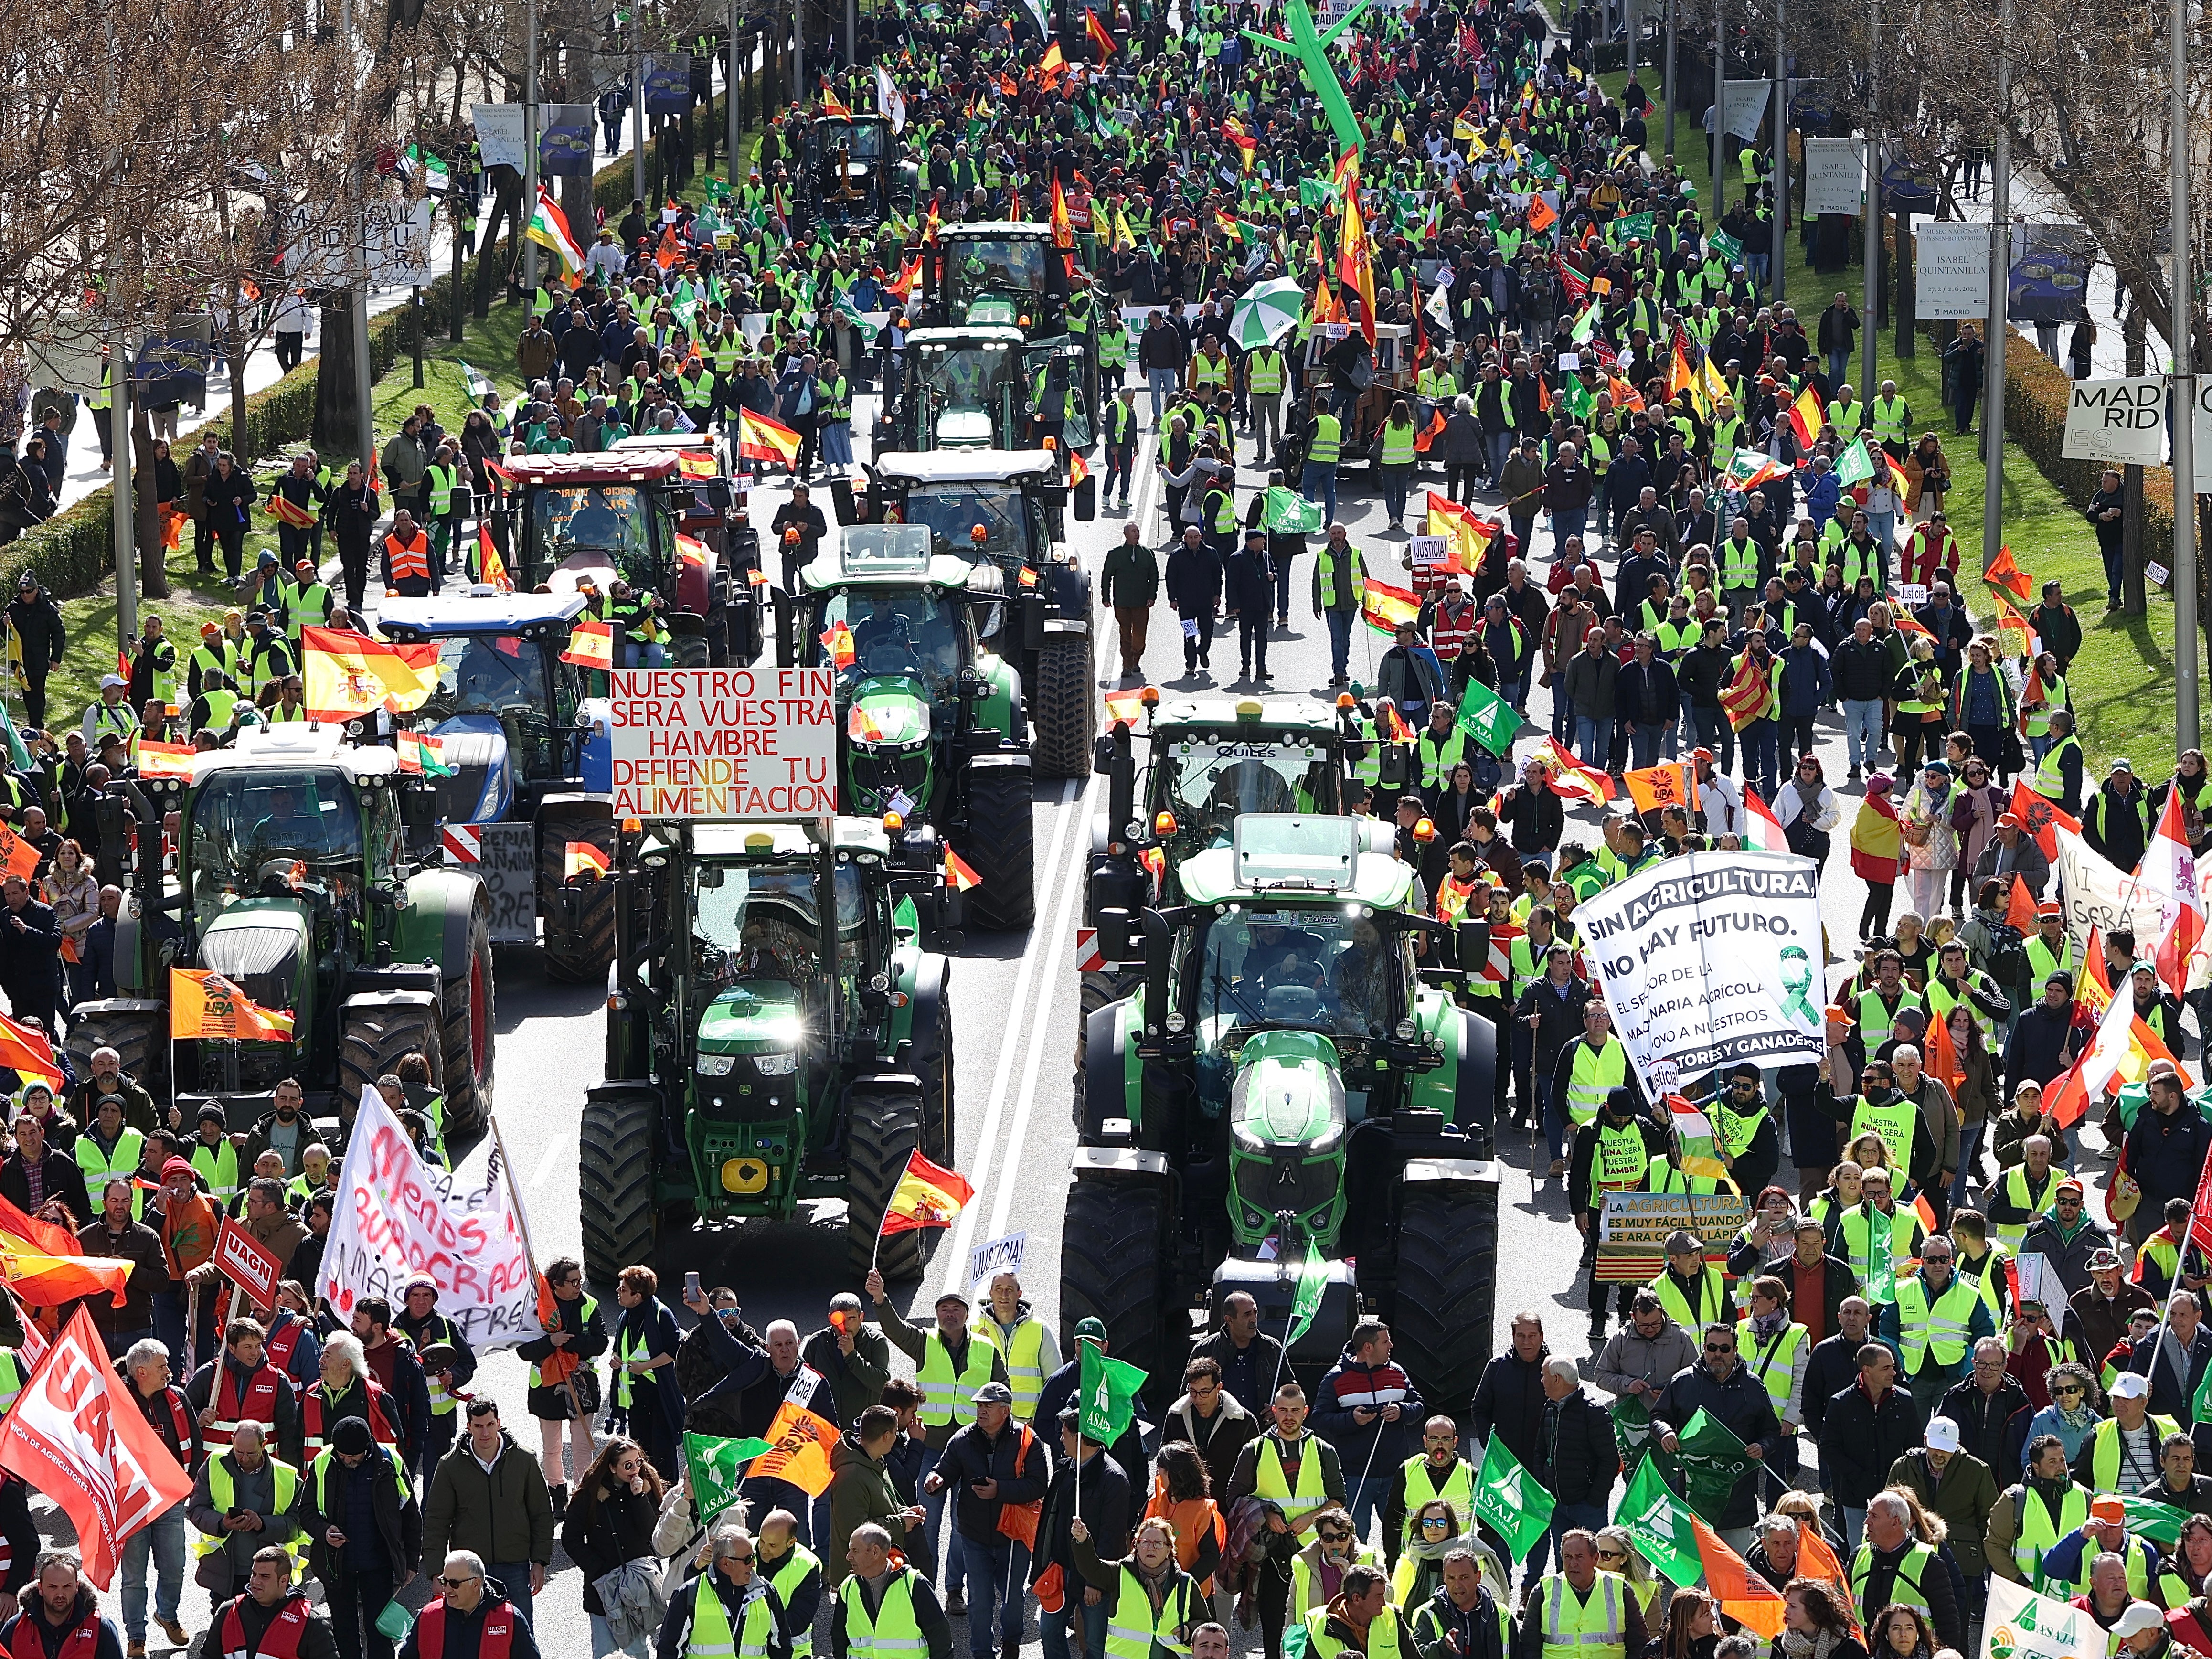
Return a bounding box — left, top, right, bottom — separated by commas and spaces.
896, 953, 951, 1060
1070, 1145, 1171, 1183
398, 866, 489, 969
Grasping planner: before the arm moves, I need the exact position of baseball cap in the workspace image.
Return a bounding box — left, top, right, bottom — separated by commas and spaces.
99, 673, 125, 690
933, 1290, 967, 1310
1924, 1418, 1960, 1453
2109, 1371, 2152, 1401
1074, 1318, 1107, 1344
972, 1381, 1015, 1406
1998, 813, 2021, 828
2092, 1493, 2132, 1522
2112, 1605, 2166, 1640
2038, 901, 2064, 918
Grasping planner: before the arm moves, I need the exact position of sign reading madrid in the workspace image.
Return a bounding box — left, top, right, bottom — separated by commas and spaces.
609, 668, 838, 819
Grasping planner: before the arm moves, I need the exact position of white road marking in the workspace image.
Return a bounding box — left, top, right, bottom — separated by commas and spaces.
531, 1135, 564, 1188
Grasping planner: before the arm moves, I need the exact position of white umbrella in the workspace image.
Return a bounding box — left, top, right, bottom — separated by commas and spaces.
1226, 278, 1306, 349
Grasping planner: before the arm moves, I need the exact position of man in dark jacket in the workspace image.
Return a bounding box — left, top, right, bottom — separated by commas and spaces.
1612, 634, 1677, 770
305, 1416, 423, 1659
2032, 580, 2084, 672
1653, 1320, 1784, 1541
927, 1381, 1050, 1659
5, 574, 65, 729
1189, 1295, 1286, 1417
1224, 529, 1276, 682
1029, 1408, 1132, 1659
1166, 526, 1224, 677
1732, 1219, 1858, 1349
1819, 1340, 1925, 1552
2086, 471, 2127, 608
1034, 1323, 1146, 1484
1162, 1358, 1260, 1500
77, 1176, 165, 1352
1467, 1316, 1550, 1472
1312, 1322, 1425, 1541
1, 1108, 87, 1228
2085, 760, 2154, 874
769, 488, 830, 590
0, 874, 61, 1036
1937, 1338, 2032, 1477
1526, 1357, 1620, 1578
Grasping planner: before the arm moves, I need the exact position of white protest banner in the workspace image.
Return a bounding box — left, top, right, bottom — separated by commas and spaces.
2063, 377, 2167, 467
1721, 81, 1771, 144
1981, 1575, 2099, 1659
318, 1095, 542, 1349
1576, 851, 1827, 1091
2012, 1252, 2052, 1308
2053, 826, 2170, 956
969, 1231, 1029, 1286
1915, 222, 1993, 321
469, 104, 530, 172
609, 668, 836, 820
1409, 534, 1450, 568
1801, 138, 1864, 216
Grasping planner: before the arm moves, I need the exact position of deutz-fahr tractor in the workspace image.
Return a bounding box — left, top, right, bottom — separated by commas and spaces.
377, 590, 617, 983
500, 451, 740, 668
776, 524, 1036, 931
578, 816, 962, 1286
797, 114, 917, 235
1064, 815, 1499, 1413
908, 223, 1099, 436
1079, 694, 1372, 1056
836, 448, 1095, 779
894, 327, 1096, 455
72, 724, 498, 1137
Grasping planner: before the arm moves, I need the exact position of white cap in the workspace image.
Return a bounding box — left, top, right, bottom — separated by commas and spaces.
2111, 1605, 2165, 1640
99, 673, 126, 690
1923, 1417, 1960, 1453
2110, 1371, 2153, 1401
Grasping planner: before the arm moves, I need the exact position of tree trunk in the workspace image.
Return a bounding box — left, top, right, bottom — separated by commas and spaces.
130, 403, 168, 601
475, 169, 521, 319
227, 322, 251, 461
312, 296, 365, 457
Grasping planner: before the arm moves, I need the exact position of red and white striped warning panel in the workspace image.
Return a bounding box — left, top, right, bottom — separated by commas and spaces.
442, 824, 482, 864
1075, 928, 1105, 972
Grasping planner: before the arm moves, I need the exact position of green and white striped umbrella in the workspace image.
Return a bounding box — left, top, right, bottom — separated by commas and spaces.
1226, 278, 1306, 350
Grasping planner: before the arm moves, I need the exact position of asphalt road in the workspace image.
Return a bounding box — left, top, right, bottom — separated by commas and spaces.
61, 372, 1959, 1658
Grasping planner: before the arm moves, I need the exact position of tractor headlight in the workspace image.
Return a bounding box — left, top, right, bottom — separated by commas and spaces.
1394, 1019, 1417, 1041
698, 1053, 736, 1076
754, 1051, 798, 1076
1164, 1012, 1188, 1034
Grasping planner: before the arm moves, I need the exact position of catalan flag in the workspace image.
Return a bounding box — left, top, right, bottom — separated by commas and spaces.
879, 1150, 975, 1234
737, 409, 803, 468
170, 968, 296, 1042
565, 841, 612, 880
262, 493, 317, 530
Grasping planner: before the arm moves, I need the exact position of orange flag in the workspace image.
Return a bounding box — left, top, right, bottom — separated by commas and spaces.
2005, 875, 2040, 933
1623, 763, 1699, 815
748, 1393, 842, 1496
1925, 1007, 1964, 1092
170, 968, 295, 1041
1986, 545, 2034, 602
0, 1013, 61, 1085
0, 822, 40, 884
1526, 196, 1558, 234
1689, 1514, 1786, 1638
655, 225, 681, 271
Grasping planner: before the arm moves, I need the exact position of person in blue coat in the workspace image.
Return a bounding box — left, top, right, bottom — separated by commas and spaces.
1223, 529, 1276, 683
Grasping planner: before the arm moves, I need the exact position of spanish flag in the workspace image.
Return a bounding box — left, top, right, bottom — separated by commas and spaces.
820, 77, 851, 117
133, 738, 196, 778
1051, 179, 1074, 249
1360, 574, 1421, 636
476, 525, 512, 594
823, 623, 857, 669
1066, 450, 1089, 489
0, 1194, 131, 1308
561, 617, 615, 671
1085, 7, 1116, 60
737, 409, 803, 468
1787, 384, 1826, 447
565, 841, 612, 880
170, 968, 296, 1042
302, 626, 441, 722
0, 1011, 61, 1086
879, 1150, 976, 1235
944, 846, 982, 891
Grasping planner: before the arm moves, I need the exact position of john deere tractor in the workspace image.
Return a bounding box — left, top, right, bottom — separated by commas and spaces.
1063, 814, 1499, 1413
909, 223, 1100, 436
72, 724, 498, 1137
775, 524, 1036, 932
578, 816, 962, 1286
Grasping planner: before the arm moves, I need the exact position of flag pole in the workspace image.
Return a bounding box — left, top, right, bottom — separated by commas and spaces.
491, 1113, 582, 1420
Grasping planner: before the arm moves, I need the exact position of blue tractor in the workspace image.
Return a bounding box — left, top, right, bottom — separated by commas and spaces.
376, 588, 619, 982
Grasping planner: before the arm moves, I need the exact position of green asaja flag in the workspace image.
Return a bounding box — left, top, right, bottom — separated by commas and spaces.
1709, 229, 1744, 268
2120, 1492, 2189, 1549
1657, 1406, 1750, 1524
1617, 1453, 1704, 1586
1834, 436, 1877, 487
684, 1431, 774, 1522
1078, 1344, 1147, 1443
1286, 1247, 1332, 1346
1472, 1434, 1554, 1563
1263, 487, 1324, 534
1610, 211, 1654, 246
1456, 677, 1528, 759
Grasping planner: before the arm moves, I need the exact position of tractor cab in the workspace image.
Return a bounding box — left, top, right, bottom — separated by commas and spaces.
800, 115, 907, 232
901, 326, 1028, 451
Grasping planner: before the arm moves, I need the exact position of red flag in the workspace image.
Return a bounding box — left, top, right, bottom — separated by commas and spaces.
2007, 780, 2081, 861
1084, 7, 1117, 61
2005, 874, 2040, 933
655, 225, 681, 271
1412, 407, 1447, 454
0, 1308, 193, 1588
0, 1011, 60, 1085
2187, 1146, 2212, 1261
1987, 545, 2034, 602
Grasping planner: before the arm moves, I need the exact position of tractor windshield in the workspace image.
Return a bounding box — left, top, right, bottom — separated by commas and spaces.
530, 483, 660, 590
899, 487, 1033, 567
430, 635, 546, 715
944, 237, 1050, 323
692, 861, 868, 985
806, 586, 966, 691
911, 340, 1021, 444
186, 767, 366, 928
1157, 739, 1340, 841
807, 118, 887, 164
1194, 907, 1408, 1047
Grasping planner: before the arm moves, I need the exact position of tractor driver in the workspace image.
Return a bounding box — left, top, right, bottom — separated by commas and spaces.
1329, 916, 1399, 1031
563, 486, 632, 551
851, 595, 915, 663
252, 783, 329, 861
1240, 919, 1328, 994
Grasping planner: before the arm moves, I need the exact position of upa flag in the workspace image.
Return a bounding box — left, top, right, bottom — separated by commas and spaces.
565, 841, 611, 880
477, 526, 512, 593
395, 730, 454, 776
1360, 575, 1421, 636
561, 618, 615, 670
685, 1431, 774, 1521
302, 626, 440, 721
170, 968, 295, 1041
1472, 1435, 1554, 1562
1526, 195, 1558, 234
738, 408, 803, 468
1078, 1342, 1147, 1444
748, 1368, 842, 1496
0, 821, 39, 885
1624, 763, 1699, 816
2007, 781, 2080, 861
1987, 545, 2035, 602
0, 1307, 194, 1588
1455, 677, 1526, 759
880, 1151, 975, 1234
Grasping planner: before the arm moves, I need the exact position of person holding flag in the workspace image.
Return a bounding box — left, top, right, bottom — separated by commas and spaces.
926, 1379, 1049, 1659
1312, 1322, 1424, 1546
1651, 1319, 1782, 1552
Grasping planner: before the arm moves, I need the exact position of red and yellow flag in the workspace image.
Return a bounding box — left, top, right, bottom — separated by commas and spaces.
823, 622, 857, 670
880, 1151, 976, 1235
944, 846, 982, 892
1035, 41, 1066, 84
1066, 450, 1090, 489
560, 617, 615, 671
1336, 164, 1377, 349
1050, 179, 1074, 249
1360, 575, 1420, 635
1084, 7, 1117, 61
133, 739, 196, 779
1787, 385, 1826, 447
737, 409, 803, 468
820, 78, 852, 117
170, 968, 295, 1042
1992, 594, 2037, 659
477, 525, 512, 594
1987, 544, 2034, 602
565, 841, 611, 881
0, 1013, 61, 1086
301, 625, 441, 722
262, 494, 317, 530
0, 1199, 131, 1308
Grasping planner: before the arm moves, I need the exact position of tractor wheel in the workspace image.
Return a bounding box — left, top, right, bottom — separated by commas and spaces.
539, 815, 617, 984
440, 903, 497, 1145
672, 630, 712, 669
1031, 635, 1095, 781
912, 989, 956, 1168
580, 1087, 660, 1287
64, 1006, 167, 1108
846, 1080, 926, 1280
1390, 1182, 1498, 1421
957, 769, 1034, 932
1059, 1177, 1172, 1390
1071, 968, 1139, 1129
339, 999, 444, 1116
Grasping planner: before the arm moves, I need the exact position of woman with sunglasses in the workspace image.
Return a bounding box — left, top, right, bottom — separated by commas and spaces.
2018, 1366, 2104, 1469
1593, 1526, 1662, 1625
1946, 748, 2007, 915
1774, 755, 1840, 864
563, 1436, 669, 1658
1391, 1500, 1466, 1612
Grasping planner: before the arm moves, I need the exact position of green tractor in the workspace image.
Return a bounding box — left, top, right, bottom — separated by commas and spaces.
775, 524, 1036, 932
74, 725, 498, 1137
1079, 694, 1374, 1068
912, 223, 1099, 436
894, 327, 1092, 455
837, 448, 1095, 780
577, 816, 962, 1286
1064, 815, 1499, 1413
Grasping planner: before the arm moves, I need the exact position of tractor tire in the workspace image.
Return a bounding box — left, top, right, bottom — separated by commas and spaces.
672, 630, 712, 669
957, 769, 1034, 932
440, 903, 497, 1145
539, 816, 617, 984
579, 1087, 659, 1286
1031, 636, 1095, 781
845, 1081, 926, 1281
1059, 1177, 1171, 1390
912, 992, 956, 1168
338, 1000, 444, 1118
64, 1006, 167, 1108
1390, 1182, 1498, 1420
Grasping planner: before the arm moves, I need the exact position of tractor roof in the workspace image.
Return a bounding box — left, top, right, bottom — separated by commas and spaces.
691, 819, 895, 859
936, 221, 1056, 240
497, 453, 681, 486
1149, 696, 1342, 736
192, 723, 404, 780
1176, 817, 1414, 908
905, 325, 1030, 349
1177, 847, 1416, 909
800, 545, 979, 593
874, 449, 1061, 488
377, 590, 588, 639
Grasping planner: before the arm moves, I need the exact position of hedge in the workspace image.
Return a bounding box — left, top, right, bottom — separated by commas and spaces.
7, 87, 750, 606
1999, 321, 2176, 548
